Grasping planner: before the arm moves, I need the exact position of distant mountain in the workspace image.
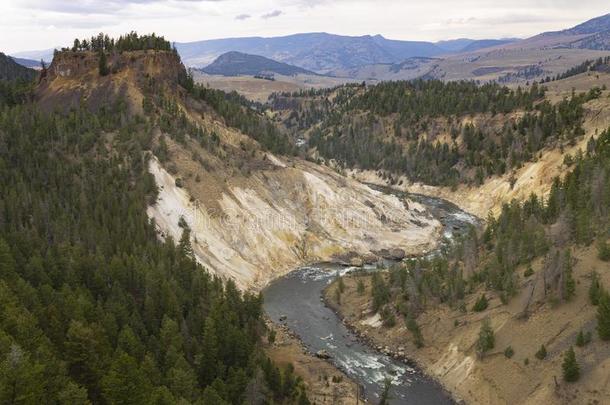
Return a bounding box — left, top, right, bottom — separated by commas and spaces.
0, 52, 37, 81
435, 39, 477, 53
562, 13, 610, 35
11, 56, 41, 69
460, 39, 519, 53
176, 33, 447, 73
519, 13, 610, 50
175, 33, 523, 74
11, 48, 55, 65
202, 51, 317, 77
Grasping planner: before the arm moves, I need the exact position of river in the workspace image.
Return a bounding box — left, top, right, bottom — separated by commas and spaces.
263, 192, 479, 404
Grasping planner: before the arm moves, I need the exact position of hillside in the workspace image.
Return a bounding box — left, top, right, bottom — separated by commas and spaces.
0, 32, 326, 405
10, 56, 40, 69
0, 52, 36, 81
272, 79, 587, 188
324, 118, 610, 404
201, 51, 317, 77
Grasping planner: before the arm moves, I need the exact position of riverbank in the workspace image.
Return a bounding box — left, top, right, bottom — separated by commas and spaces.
263, 265, 454, 404
264, 318, 359, 404
323, 247, 610, 405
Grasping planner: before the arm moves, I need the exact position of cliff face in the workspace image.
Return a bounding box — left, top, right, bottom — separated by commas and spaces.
147, 150, 441, 290
36, 50, 187, 113
32, 47, 442, 291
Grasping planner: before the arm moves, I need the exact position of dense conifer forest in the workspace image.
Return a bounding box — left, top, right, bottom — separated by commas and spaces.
0, 71, 309, 404
273, 79, 601, 186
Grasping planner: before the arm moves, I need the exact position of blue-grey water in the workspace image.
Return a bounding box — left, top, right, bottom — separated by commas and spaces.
263, 191, 479, 404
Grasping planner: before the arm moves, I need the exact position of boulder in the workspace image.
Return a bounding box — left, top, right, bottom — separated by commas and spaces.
389, 248, 406, 260
315, 349, 332, 359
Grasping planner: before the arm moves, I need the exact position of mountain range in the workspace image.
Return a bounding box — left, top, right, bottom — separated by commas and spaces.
9, 12, 610, 82
174, 33, 519, 73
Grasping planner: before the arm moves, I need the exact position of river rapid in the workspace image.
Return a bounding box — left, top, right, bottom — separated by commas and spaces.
263, 191, 479, 404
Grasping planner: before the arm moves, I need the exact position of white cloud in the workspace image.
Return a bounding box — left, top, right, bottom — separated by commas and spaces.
261, 10, 282, 19
1, 0, 609, 54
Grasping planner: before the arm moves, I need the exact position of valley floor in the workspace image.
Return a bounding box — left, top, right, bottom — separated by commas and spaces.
323, 245, 610, 405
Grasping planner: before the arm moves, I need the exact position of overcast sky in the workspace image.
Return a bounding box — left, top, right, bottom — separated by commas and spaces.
1, 0, 609, 54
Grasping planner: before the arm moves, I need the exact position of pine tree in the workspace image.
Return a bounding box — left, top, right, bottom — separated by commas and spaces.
406, 314, 424, 348
179, 228, 194, 259
378, 378, 392, 405
562, 346, 580, 382
0, 238, 15, 278
101, 351, 150, 404
589, 272, 602, 305
98, 51, 109, 76
597, 290, 610, 341
477, 318, 495, 355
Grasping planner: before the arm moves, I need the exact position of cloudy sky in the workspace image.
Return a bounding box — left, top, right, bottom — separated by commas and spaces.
1, 0, 609, 54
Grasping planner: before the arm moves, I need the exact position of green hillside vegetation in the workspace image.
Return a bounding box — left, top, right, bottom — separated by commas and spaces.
63, 31, 174, 53
0, 52, 37, 82
270, 80, 601, 186
0, 51, 309, 405
304, 80, 597, 186
364, 127, 609, 317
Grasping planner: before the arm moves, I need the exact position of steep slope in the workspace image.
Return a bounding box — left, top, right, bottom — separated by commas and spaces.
201, 51, 317, 76
37, 39, 441, 291
0, 52, 36, 81
508, 13, 610, 51
36, 48, 189, 114
0, 33, 322, 405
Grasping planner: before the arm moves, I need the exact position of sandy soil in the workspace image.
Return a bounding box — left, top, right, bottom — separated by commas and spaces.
325, 245, 610, 405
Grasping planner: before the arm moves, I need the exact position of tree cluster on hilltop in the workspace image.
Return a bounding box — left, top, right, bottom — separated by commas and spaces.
59, 31, 174, 54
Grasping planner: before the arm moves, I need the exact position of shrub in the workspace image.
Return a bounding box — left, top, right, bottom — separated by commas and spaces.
504, 346, 514, 358
472, 294, 489, 312
575, 330, 592, 347
535, 344, 547, 360
597, 290, 610, 340
406, 314, 424, 348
